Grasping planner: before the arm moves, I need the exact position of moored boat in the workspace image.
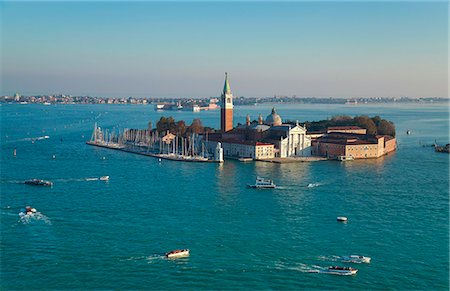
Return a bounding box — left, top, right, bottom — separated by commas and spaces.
340, 255, 371, 264
247, 177, 276, 189
326, 266, 358, 275
25, 179, 53, 186
337, 155, 354, 161
165, 249, 190, 258
337, 216, 348, 222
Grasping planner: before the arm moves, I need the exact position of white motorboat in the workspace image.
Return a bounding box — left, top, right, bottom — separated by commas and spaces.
337, 155, 354, 161
165, 249, 190, 259
247, 177, 276, 189
326, 266, 358, 275
340, 255, 371, 264
337, 216, 348, 222
99, 176, 109, 181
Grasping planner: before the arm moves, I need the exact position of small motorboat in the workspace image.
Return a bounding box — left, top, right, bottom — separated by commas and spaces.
340, 255, 371, 264
99, 176, 109, 181
247, 177, 276, 189
25, 179, 53, 186
165, 249, 190, 259
337, 216, 348, 222
19, 206, 37, 217
326, 266, 358, 275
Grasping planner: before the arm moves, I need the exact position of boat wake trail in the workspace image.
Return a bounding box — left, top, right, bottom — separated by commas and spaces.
274, 262, 323, 273
121, 254, 166, 263
15, 136, 50, 143
18, 211, 51, 225
51, 177, 105, 182
317, 255, 340, 262
275, 186, 290, 190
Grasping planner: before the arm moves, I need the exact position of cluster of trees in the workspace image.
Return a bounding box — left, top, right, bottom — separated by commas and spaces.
155, 116, 214, 137
305, 115, 396, 137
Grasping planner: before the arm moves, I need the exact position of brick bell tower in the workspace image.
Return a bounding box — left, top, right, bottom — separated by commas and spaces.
220, 72, 234, 132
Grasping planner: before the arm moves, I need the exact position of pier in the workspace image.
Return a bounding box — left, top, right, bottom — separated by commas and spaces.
87, 123, 223, 163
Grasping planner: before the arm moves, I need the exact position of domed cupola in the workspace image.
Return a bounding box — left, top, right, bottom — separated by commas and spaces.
265, 107, 282, 126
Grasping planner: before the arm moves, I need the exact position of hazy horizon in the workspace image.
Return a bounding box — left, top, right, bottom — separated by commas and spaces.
1, 1, 448, 98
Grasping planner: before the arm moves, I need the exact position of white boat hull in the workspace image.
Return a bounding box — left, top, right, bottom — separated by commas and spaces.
166, 250, 190, 258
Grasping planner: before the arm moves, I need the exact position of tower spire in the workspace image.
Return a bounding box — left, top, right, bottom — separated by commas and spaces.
223, 72, 231, 94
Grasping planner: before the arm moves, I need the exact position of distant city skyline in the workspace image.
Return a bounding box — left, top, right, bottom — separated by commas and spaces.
1, 1, 448, 98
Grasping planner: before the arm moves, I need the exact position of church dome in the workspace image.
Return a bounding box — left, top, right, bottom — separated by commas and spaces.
265, 107, 282, 126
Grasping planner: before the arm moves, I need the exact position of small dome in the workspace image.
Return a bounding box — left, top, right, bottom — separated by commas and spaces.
265, 107, 282, 126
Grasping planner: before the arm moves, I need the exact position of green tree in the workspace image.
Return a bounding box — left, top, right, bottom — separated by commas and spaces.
377, 119, 396, 137
354, 115, 377, 135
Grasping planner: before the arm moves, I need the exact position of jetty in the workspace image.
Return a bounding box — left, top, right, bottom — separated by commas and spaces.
86, 123, 223, 163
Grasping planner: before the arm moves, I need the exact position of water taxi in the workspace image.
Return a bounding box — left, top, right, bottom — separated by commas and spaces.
25, 179, 53, 186
165, 249, 190, 258
247, 177, 276, 189
340, 255, 371, 264
326, 266, 358, 275
337, 155, 354, 161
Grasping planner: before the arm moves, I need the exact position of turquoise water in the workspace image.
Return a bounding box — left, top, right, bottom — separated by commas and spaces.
1, 103, 449, 290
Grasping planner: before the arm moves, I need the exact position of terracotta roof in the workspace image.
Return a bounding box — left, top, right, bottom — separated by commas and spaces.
328, 126, 364, 130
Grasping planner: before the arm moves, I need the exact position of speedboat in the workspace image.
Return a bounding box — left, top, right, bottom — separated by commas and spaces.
165, 249, 190, 258
247, 177, 276, 189
99, 176, 109, 181
340, 255, 371, 264
326, 266, 358, 275
19, 206, 37, 217
25, 179, 53, 186
337, 216, 348, 222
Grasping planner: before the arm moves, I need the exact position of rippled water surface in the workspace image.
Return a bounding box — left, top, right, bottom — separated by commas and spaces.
1, 103, 448, 289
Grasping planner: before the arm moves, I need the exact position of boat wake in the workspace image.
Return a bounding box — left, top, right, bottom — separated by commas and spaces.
121, 254, 166, 263
274, 262, 323, 273
18, 211, 51, 225
19, 136, 50, 142
49, 177, 108, 183
317, 255, 341, 262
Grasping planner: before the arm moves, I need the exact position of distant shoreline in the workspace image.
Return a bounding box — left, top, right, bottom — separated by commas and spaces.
1, 95, 447, 106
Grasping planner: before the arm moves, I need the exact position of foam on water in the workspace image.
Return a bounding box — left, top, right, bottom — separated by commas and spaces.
18, 211, 51, 225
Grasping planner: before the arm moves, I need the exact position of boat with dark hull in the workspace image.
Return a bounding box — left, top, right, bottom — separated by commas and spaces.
25, 179, 53, 186
326, 266, 358, 275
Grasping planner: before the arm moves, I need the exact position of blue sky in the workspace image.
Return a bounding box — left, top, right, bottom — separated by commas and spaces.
1, 1, 448, 98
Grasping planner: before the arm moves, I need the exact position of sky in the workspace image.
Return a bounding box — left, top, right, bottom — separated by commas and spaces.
1, 1, 448, 98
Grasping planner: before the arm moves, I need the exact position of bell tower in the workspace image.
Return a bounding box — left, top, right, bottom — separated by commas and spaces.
220, 72, 234, 132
